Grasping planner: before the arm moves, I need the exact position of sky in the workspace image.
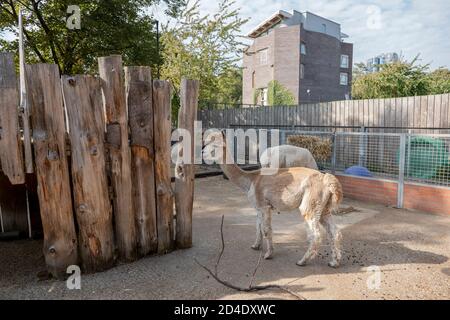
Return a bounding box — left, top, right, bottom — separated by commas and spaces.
3, 0, 449, 69
151, 0, 450, 70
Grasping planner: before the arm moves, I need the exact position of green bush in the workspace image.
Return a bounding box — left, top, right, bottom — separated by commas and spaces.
267, 80, 296, 106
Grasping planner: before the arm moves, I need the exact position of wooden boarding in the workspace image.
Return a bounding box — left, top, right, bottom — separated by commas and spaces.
125, 67, 158, 256
62, 75, 115, 272
153, 80, 174, 254
0, 53, 25, 185
26, 64, 78, 278
98, 55, 137, 262
200, 93, 450, 132
175, 79, 199, 249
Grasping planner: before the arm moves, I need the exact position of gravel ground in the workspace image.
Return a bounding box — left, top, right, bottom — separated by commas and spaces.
0, 176, 449, 300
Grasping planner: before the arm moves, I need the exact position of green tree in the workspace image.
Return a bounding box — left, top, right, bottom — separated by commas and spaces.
352, 56, 430, 99
0, 0, 185, 74
267, 80, 295, 106
427, 68, 450, 94
160, 0, 247, 110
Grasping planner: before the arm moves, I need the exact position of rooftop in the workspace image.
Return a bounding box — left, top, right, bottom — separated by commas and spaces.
247, 10, 349, 41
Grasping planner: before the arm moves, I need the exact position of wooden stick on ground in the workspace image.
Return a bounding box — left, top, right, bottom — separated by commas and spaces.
194, 215, 306, 300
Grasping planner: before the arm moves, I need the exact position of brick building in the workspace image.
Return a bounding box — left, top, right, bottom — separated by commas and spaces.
243, 10, 353, 105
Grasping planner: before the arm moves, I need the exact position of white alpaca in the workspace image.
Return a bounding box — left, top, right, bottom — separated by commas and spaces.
260, 145, 318, 170
203, 132, 343, 268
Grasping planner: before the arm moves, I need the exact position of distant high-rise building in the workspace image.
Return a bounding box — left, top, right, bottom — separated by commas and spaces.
366, 53, 399, 73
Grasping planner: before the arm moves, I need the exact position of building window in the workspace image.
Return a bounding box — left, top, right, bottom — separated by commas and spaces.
340, 72, 348, 86
252, 71, 256, 88
322, 23, 327, 34
341, 54, 349, 68
300, 64, 305, 79
300, 42, 306, 55
259, 49, 268, 65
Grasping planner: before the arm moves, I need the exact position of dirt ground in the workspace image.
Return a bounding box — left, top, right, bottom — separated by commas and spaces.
0, 176, 449, 300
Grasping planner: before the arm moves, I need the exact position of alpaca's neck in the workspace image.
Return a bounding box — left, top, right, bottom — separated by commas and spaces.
220, 143, 254, 192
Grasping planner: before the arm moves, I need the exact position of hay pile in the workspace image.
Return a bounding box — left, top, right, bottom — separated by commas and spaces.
287, 135, 333, 162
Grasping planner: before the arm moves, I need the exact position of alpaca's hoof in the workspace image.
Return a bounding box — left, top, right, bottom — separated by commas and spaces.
296, 259, 307, 267
328, 261, 340, 268
251, 244, 261, 251
264, 252, 273, 260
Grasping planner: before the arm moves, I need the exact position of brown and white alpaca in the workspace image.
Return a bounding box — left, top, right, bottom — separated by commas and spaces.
203, 131, 344, 267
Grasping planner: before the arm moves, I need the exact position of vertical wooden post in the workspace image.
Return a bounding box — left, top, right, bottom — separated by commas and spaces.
62, 75, 115, 272
153, 80, 174, 254
175, 79, 199, 249
26, 64, 78, 278
19, 10, 34, 174
0, 53, 25, 185
125, 67, 158, 256
98, 55, 137, 262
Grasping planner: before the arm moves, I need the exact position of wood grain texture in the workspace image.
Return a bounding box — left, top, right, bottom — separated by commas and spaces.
0, 53, 25, 185
125, 66, 157, 256
26, 63, 78, 278
62, 75, 115, 272
175, 79, 199, 249
98, 55, 137, 262
153, 80, 174, 254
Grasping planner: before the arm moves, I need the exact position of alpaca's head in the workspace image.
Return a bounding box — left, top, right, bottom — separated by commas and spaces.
202, 130, 227, 164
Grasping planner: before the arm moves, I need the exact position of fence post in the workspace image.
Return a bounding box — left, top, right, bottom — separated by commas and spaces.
125, 66, 158, 257
0, 53, 25, 185
98, 55, 137, 262
331, 133, 337, 174
358, 126, 367, 167
153, 80, 175, 254
26, 64, 78, 278
397, 134, 407, 209
175, 79, 199, 249
62, 75, 115, 272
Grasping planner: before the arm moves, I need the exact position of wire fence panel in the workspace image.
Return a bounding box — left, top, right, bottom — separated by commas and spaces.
403, 134, 450, 186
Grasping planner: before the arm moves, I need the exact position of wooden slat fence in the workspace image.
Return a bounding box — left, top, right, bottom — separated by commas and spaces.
199, 94, 450, 133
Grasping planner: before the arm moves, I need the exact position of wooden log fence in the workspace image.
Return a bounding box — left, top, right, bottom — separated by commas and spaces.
0, 53, 198, 278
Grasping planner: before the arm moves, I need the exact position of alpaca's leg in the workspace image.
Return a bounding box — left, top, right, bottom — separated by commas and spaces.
297, 218, 322, 266
251, 210, 263, 250
261, 207, 274, 260
322, 214, 342, 268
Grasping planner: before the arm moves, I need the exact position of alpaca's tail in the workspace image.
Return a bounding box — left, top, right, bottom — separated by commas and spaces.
323, 173, 343, 214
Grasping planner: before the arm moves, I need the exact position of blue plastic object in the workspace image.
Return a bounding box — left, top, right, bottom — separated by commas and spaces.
344, 166, 373, 177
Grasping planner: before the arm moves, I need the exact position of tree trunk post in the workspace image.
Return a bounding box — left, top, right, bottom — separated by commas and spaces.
153, 80, 174, 254
62, 75, 115, 272
175, 79, 199, 248
125, 66, 158, 256
98, 55, 137, 262
26, 64, 78, 278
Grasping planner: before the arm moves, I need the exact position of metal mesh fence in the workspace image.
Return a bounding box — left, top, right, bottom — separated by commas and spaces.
284, 131, 450, 187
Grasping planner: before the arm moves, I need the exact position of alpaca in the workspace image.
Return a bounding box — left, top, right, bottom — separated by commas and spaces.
260, 145, 318, 170
203, 131, 343, 267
